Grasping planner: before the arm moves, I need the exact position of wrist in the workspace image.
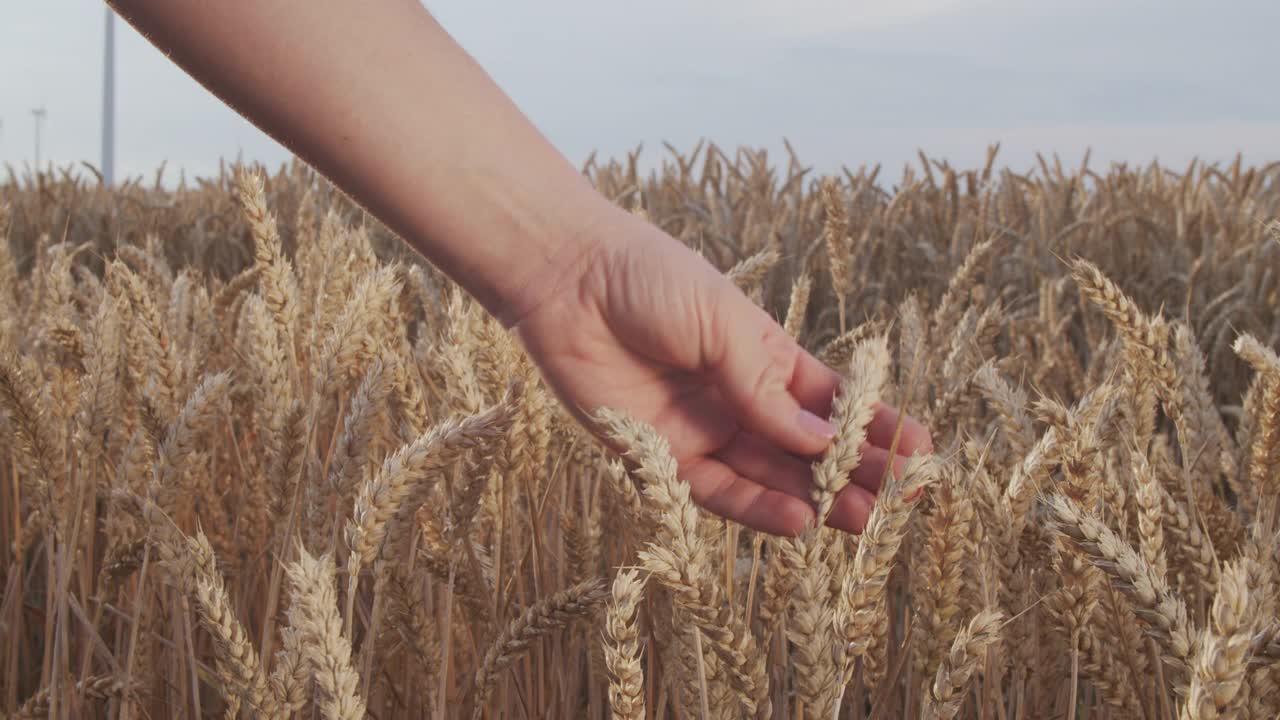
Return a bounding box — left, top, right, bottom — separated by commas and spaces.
494, 190, 625, 329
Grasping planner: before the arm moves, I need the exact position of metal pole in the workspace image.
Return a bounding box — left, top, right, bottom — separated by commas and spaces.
32, 107, 46, 171
102, 7, 116, 185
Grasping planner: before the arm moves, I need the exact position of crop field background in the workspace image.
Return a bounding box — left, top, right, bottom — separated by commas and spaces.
2, 144, 1280, 718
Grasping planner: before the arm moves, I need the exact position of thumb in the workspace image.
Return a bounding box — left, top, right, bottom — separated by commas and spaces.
708, 293, 837, 457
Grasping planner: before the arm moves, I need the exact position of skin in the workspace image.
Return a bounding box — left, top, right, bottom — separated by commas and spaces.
110, 0, 931, 536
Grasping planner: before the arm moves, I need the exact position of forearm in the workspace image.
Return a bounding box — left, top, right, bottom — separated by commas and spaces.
109, 0, 612, 323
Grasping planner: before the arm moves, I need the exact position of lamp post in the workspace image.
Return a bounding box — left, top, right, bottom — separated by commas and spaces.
32, 107, 46, 171
103, 7, 116, 185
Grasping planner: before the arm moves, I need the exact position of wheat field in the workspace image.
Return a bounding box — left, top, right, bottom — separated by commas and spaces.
2, 144, 1279, 719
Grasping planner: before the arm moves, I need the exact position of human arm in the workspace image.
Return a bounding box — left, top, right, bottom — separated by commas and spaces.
109, 0, 601, 325
109, 0, 932, 534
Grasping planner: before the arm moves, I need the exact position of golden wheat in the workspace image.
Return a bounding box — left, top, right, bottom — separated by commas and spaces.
2, 146, 1279, 718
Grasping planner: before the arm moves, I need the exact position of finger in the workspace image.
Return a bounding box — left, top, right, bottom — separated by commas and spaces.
642, 382, 738, 461
790, 353, 933, 457
849, 445, 912, 495
864, 402, 934, 456
710, 428, 911, 500
709, 305, 835, 458
825, 483, 877, 534
712, 430, 815, 498
682, 457, 815, 536
788, 350, 842, 418
712, 433, 909, 535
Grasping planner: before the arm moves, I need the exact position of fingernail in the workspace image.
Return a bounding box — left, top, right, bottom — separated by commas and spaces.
796, 409, 837, 440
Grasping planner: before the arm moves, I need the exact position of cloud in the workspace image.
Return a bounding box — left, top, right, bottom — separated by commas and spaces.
2, 0, 1278, 182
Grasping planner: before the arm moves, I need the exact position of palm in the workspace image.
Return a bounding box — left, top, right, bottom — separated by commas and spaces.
514, 216, 929, 535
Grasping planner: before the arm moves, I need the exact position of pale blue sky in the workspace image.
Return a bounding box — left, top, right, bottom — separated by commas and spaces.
4, 0, 1278, 182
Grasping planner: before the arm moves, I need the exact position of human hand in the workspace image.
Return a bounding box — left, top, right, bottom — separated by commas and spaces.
512, 205, 932, 536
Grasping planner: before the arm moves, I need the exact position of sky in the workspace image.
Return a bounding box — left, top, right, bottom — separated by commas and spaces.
3, 0, 1278, 183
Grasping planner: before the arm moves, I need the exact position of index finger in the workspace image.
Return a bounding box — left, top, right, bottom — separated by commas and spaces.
790, 352, 932, 456
866, 402, 933, 457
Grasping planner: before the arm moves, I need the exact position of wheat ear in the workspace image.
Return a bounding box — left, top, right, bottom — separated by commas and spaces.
284, 544, 367, 720
922, 608, 1005, 720
471, 578, 608, 720
605, 568, 647, 720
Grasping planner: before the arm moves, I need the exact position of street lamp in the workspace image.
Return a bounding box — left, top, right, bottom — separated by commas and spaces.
103, 7, 116, 185
32, 107, 46, 171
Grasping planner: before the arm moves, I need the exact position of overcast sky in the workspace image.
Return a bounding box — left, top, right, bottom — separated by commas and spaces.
4, 0, 1279, 183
